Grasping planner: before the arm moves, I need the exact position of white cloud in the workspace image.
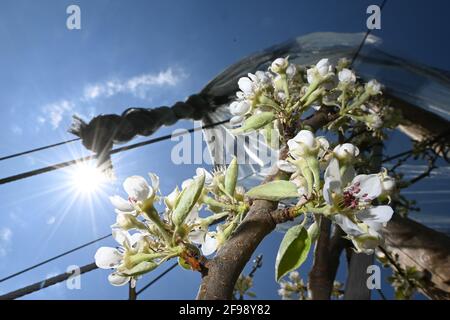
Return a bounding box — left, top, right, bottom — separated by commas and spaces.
37, 116, 46, 124
11, 125, 23, 135
9, 211, 26, 228
0, 227, 12, 257
38, 67, 186, 129
46, 216, 56, 225
83, 67, 186, 100
41, 100, 75, 129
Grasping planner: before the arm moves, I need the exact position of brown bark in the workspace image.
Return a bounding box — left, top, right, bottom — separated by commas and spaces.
385, 93, 450, 154
308, 217, 332, 299
344, 253, 374, 300
382, 214, 450, 299
197, 199, 278, 299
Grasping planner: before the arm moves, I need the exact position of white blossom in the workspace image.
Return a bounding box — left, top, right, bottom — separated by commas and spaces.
366, 79, 382, 95
338, 68, 356, 84
94, 230, 144, 286
276, 159, 297, 173
287, 130, 329, 158
270, 57, 289, 74
109, 173, 160, 214
201, 233, 218, 256
307, 58, 333, 84
323, 158, 393, 253
333, 143, 360, 162
230, 100, 251, 116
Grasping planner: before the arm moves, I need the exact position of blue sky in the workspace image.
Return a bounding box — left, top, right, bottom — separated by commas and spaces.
0, 0, 449, 300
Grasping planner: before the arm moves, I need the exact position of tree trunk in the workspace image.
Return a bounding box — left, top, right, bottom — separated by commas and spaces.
382, 214, 450, 299
308, 217, 332, 299
344, 253, 374, 300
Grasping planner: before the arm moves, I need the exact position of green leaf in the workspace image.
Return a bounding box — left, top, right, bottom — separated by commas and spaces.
275, 224, 311, 282
224, 157, 238, 196
307, 221, 319, 243
264, 123, 280, 149
246, 180, 299, 201
172, 174, 205, 226
232, 112, 275, 134
178, 257, 192, 270
122, 261, 158, 276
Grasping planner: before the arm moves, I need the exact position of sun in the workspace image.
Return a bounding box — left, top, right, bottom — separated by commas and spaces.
70, 162, 107, 194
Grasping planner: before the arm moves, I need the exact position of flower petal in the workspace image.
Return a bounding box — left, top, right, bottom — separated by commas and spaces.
189, 228, 207, 244
357, 205, 394, 226
108, 272, 130, 286
292, 130, 315, 148
352, 234, 381, 254
316, 136, 329, 157
123, 176, 151, 202
238, 77, 253, 95
341, 166, 356, 186
95, 247, 122, 269
112, 229, 131, 247
323, 158, 342, 204
334, 215, 364, 237
230, 101, 250, 116
109, 195, 134, 212
181, 178, 193, 190
351, 174, 382, 200
148, 173, 159, 193
185, 206, 199, 224
276, 160, 297, 173
201, 234, 218, 256
195, 168, 213, 185
230, 115, 245, 126
128, 232, 145, 248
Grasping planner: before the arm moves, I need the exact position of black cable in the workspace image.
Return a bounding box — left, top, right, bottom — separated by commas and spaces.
0, 263, 98, 300
350, 0, 388, 66
376, 288, 387, 300
0, 233, 111, 284
136, 262, 178, 296
0, 138, 81, 162
0, 119, 230, 186
0, 260, 178, 300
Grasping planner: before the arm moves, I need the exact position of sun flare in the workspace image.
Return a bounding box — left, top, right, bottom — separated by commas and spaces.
70, 162, 107, 194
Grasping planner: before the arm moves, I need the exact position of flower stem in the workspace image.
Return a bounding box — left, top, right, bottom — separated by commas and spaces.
143, 207, 173, 246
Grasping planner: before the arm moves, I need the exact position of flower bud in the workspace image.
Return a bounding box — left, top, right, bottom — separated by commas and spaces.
367, 114, 383, 129
164, 186, 180, 210
316, 58, 332, 77
238, 77, 254, 95
381, 175, 396, 195
271, 57, 289, 74
306, 59, 333, 84
337, 57, 351, 70
338, 68, 356, 84
230, 100, 251, 116
114, 212, 146, 230
365, 79, 382, 95
333, 143, 360, 163
352, 234, 381, 254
